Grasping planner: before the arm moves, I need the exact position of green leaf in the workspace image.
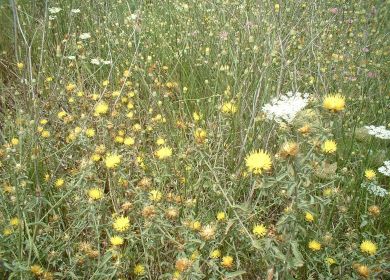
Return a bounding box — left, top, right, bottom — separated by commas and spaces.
225, 270, 246, 278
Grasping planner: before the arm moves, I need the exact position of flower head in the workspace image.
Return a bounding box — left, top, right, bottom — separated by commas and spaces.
105, 154, 121, 169
262, 91, 309, 123
360, 240, 377, 255
364, 169, 376, 180
94, 101, 109, 116
110, 236, 124, 246
221, 255, 234, 268
305, 212, 314, 222
134, 264, 145, 276
221, 102, 238, 114
88, 188, 103, 200
323, 94, 345, 112
245, 150, 272, 175
252, 224, 267, 237
155, 146, 172, 159
210, 249, 221, 259
308, 240, 321, 251
322, 140, 337, 154
149, 190, 162, 202
113, 216, 130, 232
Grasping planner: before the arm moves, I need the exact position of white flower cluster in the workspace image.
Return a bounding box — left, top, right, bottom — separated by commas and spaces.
378, 160, 390, 176
79, 33, 91, 40
48, 7, 62, 14
364, 125, 390, 139
361, 182, 389, 197
91, 58, 112, 65
262, 91, 309, 124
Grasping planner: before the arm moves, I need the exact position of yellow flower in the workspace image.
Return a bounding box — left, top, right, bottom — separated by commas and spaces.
105, 154, 121, 169
210, 249, 221, 259
10, 217, 20, 227
360, 240, 377, 255
11, 138, 19, 146
30, 264, 44, 276
252, 224, 267, 237
194, 128, 207, 143
17, 62, 24, 70
221, 102, 238, 114
325, 257, 336, 265
364, 169, 376, 180
191, 221, 202, 231
305, 212, 314, 222
41, 130, 51, 138
110, 236, 124, 246
66, 83, 76, 92
322, 140, 337, 154
245, 150, 272, 175
88, 188, 103, 200
149, 190, 162, 202
155, 146, 172, 159
134, 264, 145, 276
221, 255, 233, 269
323, 94, 345, 112
216, 212, 226, 221
193, 112, 202, 122
55, 178, 65, 188
102, 80, 109, 86
113, 216, 130, 232
124, 137, 135, 146
156, 138, 165, 145
86, 128, 95, 138
308, 240, 321, 251
94, 101, 109, 116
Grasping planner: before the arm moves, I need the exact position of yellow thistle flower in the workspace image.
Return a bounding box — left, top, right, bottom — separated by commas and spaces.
364, 169, 376, 180
88, 188, 103, 200
133, 264, 145, 276
322, 140, 337, 154
210, 249, 221, 259
124, 137, 135, 146
221, 102, 238, 114
94, 101, 109, 116
245, 150, 272, 175
323, 94, 345, 112
360, 240, 377, 255
308, 240, 321, 251
105, 154, 121, 169
55, 178, 65, 188
149, 190, 162, 202
221, 255, 234, 269
252, 224, 267, 238
194, 128, 207, 143
113, 216, 130, 232
10, 217, 20, 227
11, 138, 19, 146
85, 128, 95, 138
155, 146, 172, 160
30, 264, 44, 276
305, 212, 314, 222
216, 212, 226, 221
325, 257, 336, 265
110, 236, 124, 246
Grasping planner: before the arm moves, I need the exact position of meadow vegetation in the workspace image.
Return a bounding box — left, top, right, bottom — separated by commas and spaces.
0, 0, 389, 279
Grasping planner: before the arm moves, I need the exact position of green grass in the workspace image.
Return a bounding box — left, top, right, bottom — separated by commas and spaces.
0, 0, 389, 279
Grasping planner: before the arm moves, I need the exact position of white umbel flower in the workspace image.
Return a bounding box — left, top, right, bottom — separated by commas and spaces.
79, 33, 91, 40
364, 125, 390, 140
262, 91, 309, 124
378, 160, 390, 177
48, 7, 62, 14
361, 182, 389, 197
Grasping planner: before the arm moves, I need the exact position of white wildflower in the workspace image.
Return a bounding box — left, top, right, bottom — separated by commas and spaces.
361, 182, 389, 197
71, 9, 81, 14
91, 58, 101, 65
48, 7, 62, 14
262, 91, 309, 124
79, 33, 91, 40
378, 160, 390, 177
67, 56, 76, 60
102, 60, 112, 65
364, 125, 390, 140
